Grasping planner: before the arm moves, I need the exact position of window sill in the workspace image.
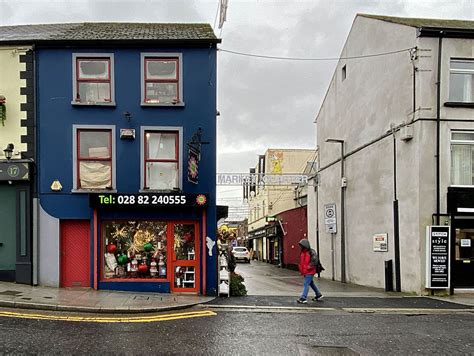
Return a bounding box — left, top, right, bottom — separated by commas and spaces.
140, 102, 185, 107
444, 102, 474, 108
71, 189, 117, 194
139, 189, 182, 193
71, 101, 116, 107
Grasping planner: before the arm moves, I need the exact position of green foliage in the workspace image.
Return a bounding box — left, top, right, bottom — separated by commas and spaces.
230, 272, 247, 296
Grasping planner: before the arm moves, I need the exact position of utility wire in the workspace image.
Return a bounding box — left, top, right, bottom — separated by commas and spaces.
218, 46, 415, 61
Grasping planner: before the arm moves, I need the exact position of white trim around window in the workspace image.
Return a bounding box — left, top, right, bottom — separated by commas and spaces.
140, 53, 184, 106
140, 126, 183, 191
72, 53, 116, 106
72, 124, 117, 192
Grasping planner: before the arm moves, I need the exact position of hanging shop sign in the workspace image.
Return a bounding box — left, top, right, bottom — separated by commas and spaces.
425, 225, 450, 289
89, 193, 208, 209
187, 147, 200, 184
0, 162, 29, 181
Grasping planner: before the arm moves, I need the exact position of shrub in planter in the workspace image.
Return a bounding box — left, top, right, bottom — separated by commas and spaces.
230, 272, 247, 296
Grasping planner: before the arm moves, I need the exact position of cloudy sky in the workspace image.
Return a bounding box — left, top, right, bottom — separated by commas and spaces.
1, 0, 472, 217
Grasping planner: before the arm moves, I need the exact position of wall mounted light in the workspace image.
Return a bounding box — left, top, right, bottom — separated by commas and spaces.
3, 143, 14, 160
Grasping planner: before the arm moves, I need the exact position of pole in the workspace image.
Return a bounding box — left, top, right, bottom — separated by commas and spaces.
340, 142, 346, 283
331, 233, 335, 281
393, 128, 401, 292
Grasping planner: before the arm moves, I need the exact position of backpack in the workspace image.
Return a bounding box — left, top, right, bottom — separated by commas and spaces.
309, 248, 325, 272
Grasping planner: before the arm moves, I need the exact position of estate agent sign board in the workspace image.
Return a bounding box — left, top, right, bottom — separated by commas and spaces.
425, 226, 450, 289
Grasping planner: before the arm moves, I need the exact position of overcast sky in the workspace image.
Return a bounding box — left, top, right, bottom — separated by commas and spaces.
1, 0, 472, 218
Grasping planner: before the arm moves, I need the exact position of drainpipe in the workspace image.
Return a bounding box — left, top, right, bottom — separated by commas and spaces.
436, 33, 443, 225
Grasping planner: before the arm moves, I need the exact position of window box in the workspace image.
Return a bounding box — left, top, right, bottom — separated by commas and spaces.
72, 54, 115, 106
141, 53, 184, 106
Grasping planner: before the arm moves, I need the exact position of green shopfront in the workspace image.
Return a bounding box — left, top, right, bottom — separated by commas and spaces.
0, 161, 33, 284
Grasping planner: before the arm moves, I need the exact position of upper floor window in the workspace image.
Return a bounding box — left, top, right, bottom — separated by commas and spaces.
141, 53, 183, 106
72, 54, 115, 105
449, 59, 474, 103
73, 126, 116, 191
451, 131, 474, 186
143, 129, 180, 190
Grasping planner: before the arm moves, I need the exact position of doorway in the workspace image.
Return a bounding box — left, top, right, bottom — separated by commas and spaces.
452, 227, 474, 288
170, 222, 199, 293
60, 220, 90, 288
0, 185, 16, 281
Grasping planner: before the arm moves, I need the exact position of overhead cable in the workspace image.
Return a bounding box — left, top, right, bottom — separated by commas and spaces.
217, 46, 415, 61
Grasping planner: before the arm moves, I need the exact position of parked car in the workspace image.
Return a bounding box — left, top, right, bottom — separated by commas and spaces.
231, 247, 251, 263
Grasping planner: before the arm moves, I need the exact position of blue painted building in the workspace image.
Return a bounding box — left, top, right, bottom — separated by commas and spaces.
2, 23, 220, 294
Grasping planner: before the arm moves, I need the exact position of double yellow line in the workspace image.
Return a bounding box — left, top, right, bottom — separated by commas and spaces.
0, 310, 216, 323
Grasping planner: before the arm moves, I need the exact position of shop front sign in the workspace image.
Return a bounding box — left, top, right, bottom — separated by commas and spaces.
89, 193, 208, 209
426, 225, 450, 289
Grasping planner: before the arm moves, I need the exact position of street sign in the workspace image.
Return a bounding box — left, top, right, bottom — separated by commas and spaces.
324, 203, 337, 234
426, 226, 450, 289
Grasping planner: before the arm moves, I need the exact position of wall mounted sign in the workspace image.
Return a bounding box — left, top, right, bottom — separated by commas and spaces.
120, 128, 135, 140
89, 193, 208, 209
426, 225, 450, 289
324, 203, 337, 234
373, 233, 388, 252
0, 162, 29, 181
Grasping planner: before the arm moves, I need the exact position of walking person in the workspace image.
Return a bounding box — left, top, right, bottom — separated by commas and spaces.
296, 239, 323, 304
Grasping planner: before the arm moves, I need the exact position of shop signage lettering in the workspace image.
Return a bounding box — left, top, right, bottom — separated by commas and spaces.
89, 193, 208, 208
217, 173, 309, 186
425, 226, 450, 289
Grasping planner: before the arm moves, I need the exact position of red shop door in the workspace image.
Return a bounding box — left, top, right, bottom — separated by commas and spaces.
60, 220, 90, 288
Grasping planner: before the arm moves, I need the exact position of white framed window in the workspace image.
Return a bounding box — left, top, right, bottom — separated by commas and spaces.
141, 53, 184, 106
72, 53, 115, 105
73, 125, 116, 191
449, 59, 474, 103
141, 126, 183, 191
451, 131, 474, 186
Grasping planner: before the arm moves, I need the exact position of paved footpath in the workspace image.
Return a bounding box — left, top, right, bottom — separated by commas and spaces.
0, 260, 472, 314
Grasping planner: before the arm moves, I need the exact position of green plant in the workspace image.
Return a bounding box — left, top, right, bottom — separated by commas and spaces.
230, 272, 247, 296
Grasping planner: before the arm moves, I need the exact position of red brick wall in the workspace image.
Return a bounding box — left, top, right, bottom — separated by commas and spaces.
278, 206, 307, 269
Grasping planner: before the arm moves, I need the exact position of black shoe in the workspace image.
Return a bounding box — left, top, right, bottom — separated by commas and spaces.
296, 298, 307, 304
312, 295, 324, 301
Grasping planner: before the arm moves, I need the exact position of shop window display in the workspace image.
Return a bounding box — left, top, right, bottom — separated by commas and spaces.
173, 224, 196, 288
103, 221, 167, 279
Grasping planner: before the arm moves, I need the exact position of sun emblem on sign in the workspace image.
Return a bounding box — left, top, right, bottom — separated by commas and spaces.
196, 194, 207, 206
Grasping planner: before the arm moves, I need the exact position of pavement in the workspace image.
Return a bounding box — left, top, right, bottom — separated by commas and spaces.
0, 260, 472, 313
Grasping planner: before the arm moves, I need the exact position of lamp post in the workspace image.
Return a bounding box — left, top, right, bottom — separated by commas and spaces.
326, 138, 346, 283
3, 143, 14, 160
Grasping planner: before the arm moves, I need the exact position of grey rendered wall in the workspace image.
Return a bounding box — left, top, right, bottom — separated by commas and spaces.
39, 204, 60, 287
315, 16, 423, 291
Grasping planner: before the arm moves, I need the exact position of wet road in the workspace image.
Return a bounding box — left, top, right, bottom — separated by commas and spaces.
0, 306, 473, 354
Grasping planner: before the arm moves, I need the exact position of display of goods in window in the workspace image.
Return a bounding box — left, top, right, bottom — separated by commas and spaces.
144, 242, 153, 252
150, 259, 158, 276
107, 243, 117, 254
117, 254, 128, 265
138, 263, 148, 273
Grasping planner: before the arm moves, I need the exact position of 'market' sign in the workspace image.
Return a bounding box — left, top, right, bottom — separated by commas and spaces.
425, 226, 451, 289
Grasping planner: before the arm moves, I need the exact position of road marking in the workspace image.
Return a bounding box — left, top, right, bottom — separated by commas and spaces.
0, 310, 216, 323
203, 305, 336, 312
343, 308, 474, 314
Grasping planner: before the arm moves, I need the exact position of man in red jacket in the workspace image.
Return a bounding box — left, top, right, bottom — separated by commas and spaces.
297, 239, 323, 304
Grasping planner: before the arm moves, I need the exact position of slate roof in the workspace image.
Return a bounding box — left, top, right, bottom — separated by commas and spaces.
359, 14, 474, 30
0, 22, 220, 44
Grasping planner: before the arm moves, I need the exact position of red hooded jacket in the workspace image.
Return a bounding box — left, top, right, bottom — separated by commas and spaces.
298, 239, 316, 276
